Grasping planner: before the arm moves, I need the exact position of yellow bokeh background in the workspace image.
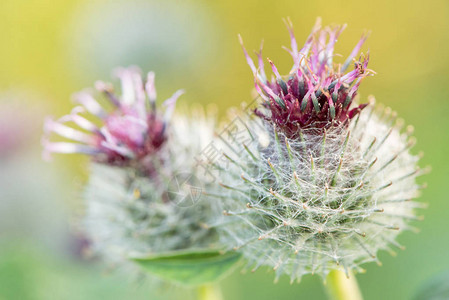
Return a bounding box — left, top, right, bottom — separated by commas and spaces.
1, 0, 448, 299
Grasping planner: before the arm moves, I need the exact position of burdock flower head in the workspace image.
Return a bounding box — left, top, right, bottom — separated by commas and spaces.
216, 19, 427, 282
43, 67, 220, 278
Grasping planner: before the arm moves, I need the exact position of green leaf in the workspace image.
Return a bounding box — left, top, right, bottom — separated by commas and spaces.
413, 271, 449, 300
130, 249, 242, 287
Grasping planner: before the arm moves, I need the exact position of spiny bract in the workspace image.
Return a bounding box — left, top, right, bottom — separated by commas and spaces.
215, 19, 427, 282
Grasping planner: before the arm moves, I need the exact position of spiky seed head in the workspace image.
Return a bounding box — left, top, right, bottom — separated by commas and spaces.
216, 20, 426, 282
43, 67, 219, 276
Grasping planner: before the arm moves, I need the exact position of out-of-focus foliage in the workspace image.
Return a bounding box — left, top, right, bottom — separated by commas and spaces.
413, 271, 449, 300
132, 249, 241, 286
0, 0, 448, 299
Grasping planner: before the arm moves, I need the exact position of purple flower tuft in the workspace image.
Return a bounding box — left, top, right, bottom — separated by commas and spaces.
42, 66, 184, 174
240, 18, 374, 136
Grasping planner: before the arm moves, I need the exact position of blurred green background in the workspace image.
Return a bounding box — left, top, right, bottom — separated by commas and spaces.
1, 0, 448, 299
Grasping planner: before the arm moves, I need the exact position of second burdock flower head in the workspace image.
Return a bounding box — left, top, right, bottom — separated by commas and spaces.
216, 18, 427, 282
43, 67, 221, 279
43, 66, 183, 175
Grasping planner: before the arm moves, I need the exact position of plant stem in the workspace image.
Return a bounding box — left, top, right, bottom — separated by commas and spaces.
197, 285, 223, 300
325, 270, 363, 300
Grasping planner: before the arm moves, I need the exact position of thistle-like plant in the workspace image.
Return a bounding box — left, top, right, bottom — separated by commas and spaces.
214, 18, 427, 293
42, 67, 239, 288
